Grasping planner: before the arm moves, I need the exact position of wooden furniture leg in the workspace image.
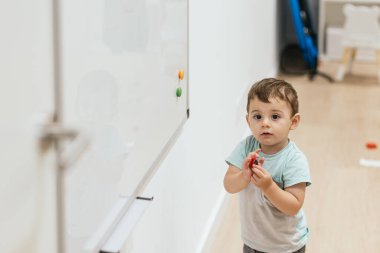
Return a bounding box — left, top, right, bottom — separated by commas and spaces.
336, 47, 354, 81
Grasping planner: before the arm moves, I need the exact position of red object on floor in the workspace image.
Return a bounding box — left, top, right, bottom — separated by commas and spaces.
366, 142, 377, 149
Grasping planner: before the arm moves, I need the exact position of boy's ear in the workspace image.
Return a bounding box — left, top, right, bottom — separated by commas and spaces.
290, 113, 300, 130
246, 114, 249, 125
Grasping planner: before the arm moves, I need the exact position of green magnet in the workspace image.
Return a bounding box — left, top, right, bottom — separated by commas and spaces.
176, 87, 182, 97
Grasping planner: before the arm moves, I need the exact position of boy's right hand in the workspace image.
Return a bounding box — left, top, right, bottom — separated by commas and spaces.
242, 149, 262, 181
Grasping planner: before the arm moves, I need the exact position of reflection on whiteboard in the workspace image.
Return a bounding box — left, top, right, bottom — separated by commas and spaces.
77, 71, 118, 124
59, 0, 188, 251
66, 71, 134, 246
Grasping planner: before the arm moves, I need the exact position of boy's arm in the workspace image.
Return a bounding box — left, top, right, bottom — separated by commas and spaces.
263, 182, 306, 216
223, 165, 251, 193
224, 149, 261, 194
251, 165, 306, 216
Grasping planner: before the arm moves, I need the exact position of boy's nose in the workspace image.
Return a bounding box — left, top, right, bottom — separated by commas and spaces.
262, 117, 270, 127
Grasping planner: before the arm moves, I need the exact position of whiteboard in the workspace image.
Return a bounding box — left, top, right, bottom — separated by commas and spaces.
58, 0, 188, 252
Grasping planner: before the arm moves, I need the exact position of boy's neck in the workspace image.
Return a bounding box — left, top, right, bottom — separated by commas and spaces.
260, 138, 289, 155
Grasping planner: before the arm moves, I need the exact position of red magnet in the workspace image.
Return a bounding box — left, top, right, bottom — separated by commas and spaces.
366, 142, 377, 149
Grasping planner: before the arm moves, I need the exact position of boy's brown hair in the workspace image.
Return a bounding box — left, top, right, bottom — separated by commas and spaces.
246, 78, 299, 116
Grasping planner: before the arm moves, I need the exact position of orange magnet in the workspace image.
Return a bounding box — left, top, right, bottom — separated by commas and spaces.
178, 70, 184, 80
366, 142, 377, 149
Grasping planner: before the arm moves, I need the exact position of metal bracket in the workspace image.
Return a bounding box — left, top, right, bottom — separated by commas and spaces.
40, 123, 78, 140
39, 123, 90, 168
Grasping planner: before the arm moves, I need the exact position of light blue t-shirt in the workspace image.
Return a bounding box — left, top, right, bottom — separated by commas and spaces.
226, 135, 311, 253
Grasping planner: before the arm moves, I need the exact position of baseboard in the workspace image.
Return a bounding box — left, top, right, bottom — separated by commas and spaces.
195, 190, 231, 253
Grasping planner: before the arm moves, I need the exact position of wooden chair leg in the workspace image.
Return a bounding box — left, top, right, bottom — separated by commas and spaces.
336, 47, 354, 81
348, 48, 356, 73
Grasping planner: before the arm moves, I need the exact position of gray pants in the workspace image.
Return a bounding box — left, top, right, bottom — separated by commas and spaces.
243, 244, 306, 253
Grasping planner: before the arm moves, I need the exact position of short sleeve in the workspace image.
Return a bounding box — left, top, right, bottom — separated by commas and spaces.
283, 152, 312, 188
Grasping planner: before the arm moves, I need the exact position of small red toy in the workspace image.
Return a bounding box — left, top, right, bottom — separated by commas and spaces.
249, 157, 258, 169
249, 157, 258, 175
366, 142, 378, 149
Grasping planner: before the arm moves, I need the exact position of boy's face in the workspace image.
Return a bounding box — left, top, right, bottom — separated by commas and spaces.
246, 97, 300, 154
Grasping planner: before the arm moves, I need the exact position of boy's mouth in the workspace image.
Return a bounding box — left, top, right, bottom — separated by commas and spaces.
261, 132, 272, 136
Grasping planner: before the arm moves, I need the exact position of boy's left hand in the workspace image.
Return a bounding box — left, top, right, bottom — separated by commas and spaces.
251, 164, 274, 191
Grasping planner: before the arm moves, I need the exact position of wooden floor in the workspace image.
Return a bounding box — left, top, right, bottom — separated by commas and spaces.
208, 61, 380, 253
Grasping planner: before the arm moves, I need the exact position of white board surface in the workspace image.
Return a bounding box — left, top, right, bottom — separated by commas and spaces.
58, 0, 188, 252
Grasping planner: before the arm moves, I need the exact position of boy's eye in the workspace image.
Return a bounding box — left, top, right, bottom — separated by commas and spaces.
272, 114, 280, 120
253, 114, 262, 120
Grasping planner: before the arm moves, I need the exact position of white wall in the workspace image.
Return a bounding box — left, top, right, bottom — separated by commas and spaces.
124, 1, 279, 253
